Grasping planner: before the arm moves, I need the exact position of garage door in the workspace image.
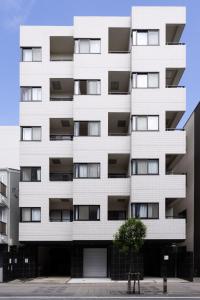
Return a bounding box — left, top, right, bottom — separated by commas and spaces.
83, 248, 107, 278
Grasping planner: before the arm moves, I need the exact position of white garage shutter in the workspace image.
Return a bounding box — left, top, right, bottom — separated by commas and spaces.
83, 248, 107, 278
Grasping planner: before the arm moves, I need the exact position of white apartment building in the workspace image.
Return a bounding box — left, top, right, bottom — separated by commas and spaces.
0, 126, 19, 282
19, 6, 186, 279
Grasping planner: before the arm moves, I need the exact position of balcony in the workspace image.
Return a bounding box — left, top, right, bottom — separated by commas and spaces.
108, 196, 129, 220
108, 27, 130, 53
108, 71, 131, 95
49, 198, 73, 222
108, 112, 130, 136
50, 36, 74, 61
50, 78, 74, 101
165, 198, 186, 219
50, 118, 73, 141
49, 158, 73, 182
166, 24, 185, 45
166, 68, 185, 89
108, 154, 130, 178
0, 221, 6, 235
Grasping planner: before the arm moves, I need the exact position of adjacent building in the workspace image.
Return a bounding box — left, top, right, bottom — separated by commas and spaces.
0, 126, 19, 282
19, 6, 187, 279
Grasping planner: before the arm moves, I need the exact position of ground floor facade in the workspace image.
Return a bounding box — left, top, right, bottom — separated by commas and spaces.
0, 241, 193, 282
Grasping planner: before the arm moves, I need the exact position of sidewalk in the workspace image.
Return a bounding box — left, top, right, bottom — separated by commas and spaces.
1, 278, 200, 297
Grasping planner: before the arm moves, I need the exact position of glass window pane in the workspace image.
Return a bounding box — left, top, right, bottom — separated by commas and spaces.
21, 168, 31, 181
139, 204, 147, 218
21, 87, 32, 101
22, 128, 32, 140
32, 168, 41, 181
79, 164, 88, 178
88, 122, 100, 136
137, 31, 148, 45
132, 117, 136, 131
32, 48, 42, 61
148, 116, 159, 130
22, 208, 31, 221
88, 164, 99, 178
74, 40, 79, 54
23, 49, 32, 61
148, 160, 158, 174
32, 127, 41, 141
90, 40, 101, 53
32, 208, 41, 221
132, 161, 136, 175
137, 117, 148, 130
79, 206, 89, 220
132, 73, 137, 88
74, 81, 80, 95
74, 122, 79, 136
137, 74, 148, 88
148, 30, 159, 45
89, 206, 99, 220
87, 81, 97, 94
148, 204, 159, 218
137, 161, 148, 174
32, 88, 41, 101
132, 31, 137, 45
148, 73, 159, 88
79, 39, 90, 53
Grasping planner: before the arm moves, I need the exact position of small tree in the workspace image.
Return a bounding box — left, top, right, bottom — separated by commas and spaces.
113, 218, 146, 293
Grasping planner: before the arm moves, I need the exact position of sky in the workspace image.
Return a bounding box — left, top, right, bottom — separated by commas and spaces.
0, 0, 198, 127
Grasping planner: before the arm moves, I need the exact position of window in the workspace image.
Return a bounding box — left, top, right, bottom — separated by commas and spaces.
21, 48, 42, 62
21, 127, 41, 141
132, 203, 159, 219
74, 80, 101, 95
21, 87, 42, 102
0, 182, 6, 197
20, 167, 41, 182
50, 210, 73, 222
75, 39, 101, 54
74, 205, 100, 221
74, 163, 100, 178
74, 121, 100, 136
21, 207, 41, 222
132, 73, 159, 88
132, 116, 159, 131
132, 30, 159, 46
132, 159, 159, 175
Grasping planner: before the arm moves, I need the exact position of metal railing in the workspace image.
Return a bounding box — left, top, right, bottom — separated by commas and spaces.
108, 91, 130, 95
108, 133, 130, 136
108, 174, 129, 178
166, 128, 185, 131
50, 134, 73, 141
166, 85, 185, 88
50, 173, 73, 181
0, 221, 6, 235
166, 42, 185, 45
50, 96, 73, 101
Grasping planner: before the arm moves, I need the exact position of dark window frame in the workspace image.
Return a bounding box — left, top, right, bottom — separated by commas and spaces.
74, 163, 101, 179
75, 38, 101, 54
132, 115, 159, 131
132, 29, 160, 46
74, 205, 100, 221
20, 207, 41, 222
20, 126, 42, 141
49, 209, 73, 222
20, 86, 42, 102
132, 159, 159, 175
21, 47, 42, 62
20, 167, 41, 182
131, 203, 159, 219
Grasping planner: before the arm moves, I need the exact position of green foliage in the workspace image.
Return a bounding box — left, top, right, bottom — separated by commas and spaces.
113, 218, 146, 254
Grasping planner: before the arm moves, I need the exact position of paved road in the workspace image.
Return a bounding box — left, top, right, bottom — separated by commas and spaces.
0, 298, 200, 300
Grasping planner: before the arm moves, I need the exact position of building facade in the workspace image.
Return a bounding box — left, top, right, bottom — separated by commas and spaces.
19, 7, 187, 279
0, 126, 20, 282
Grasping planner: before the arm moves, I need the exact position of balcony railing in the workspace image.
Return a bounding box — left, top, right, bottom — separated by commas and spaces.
166, 215, 185, 219
0, 221, 6, 235
50, 173, 73, 181
108, 91, 130, 95
166, 171, 186, 175
166, 85, 185, 88
50, 96, 73, 101
166, 128, 185, 131
108, 174, 129, 178
108, 132, 129, 136
0, 182, 6, 197
50, 134, 73, 141
166, 42, 185, 45
108, 210, 127, 220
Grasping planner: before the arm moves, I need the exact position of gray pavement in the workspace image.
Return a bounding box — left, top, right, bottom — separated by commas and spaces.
1, 279, 200, 298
